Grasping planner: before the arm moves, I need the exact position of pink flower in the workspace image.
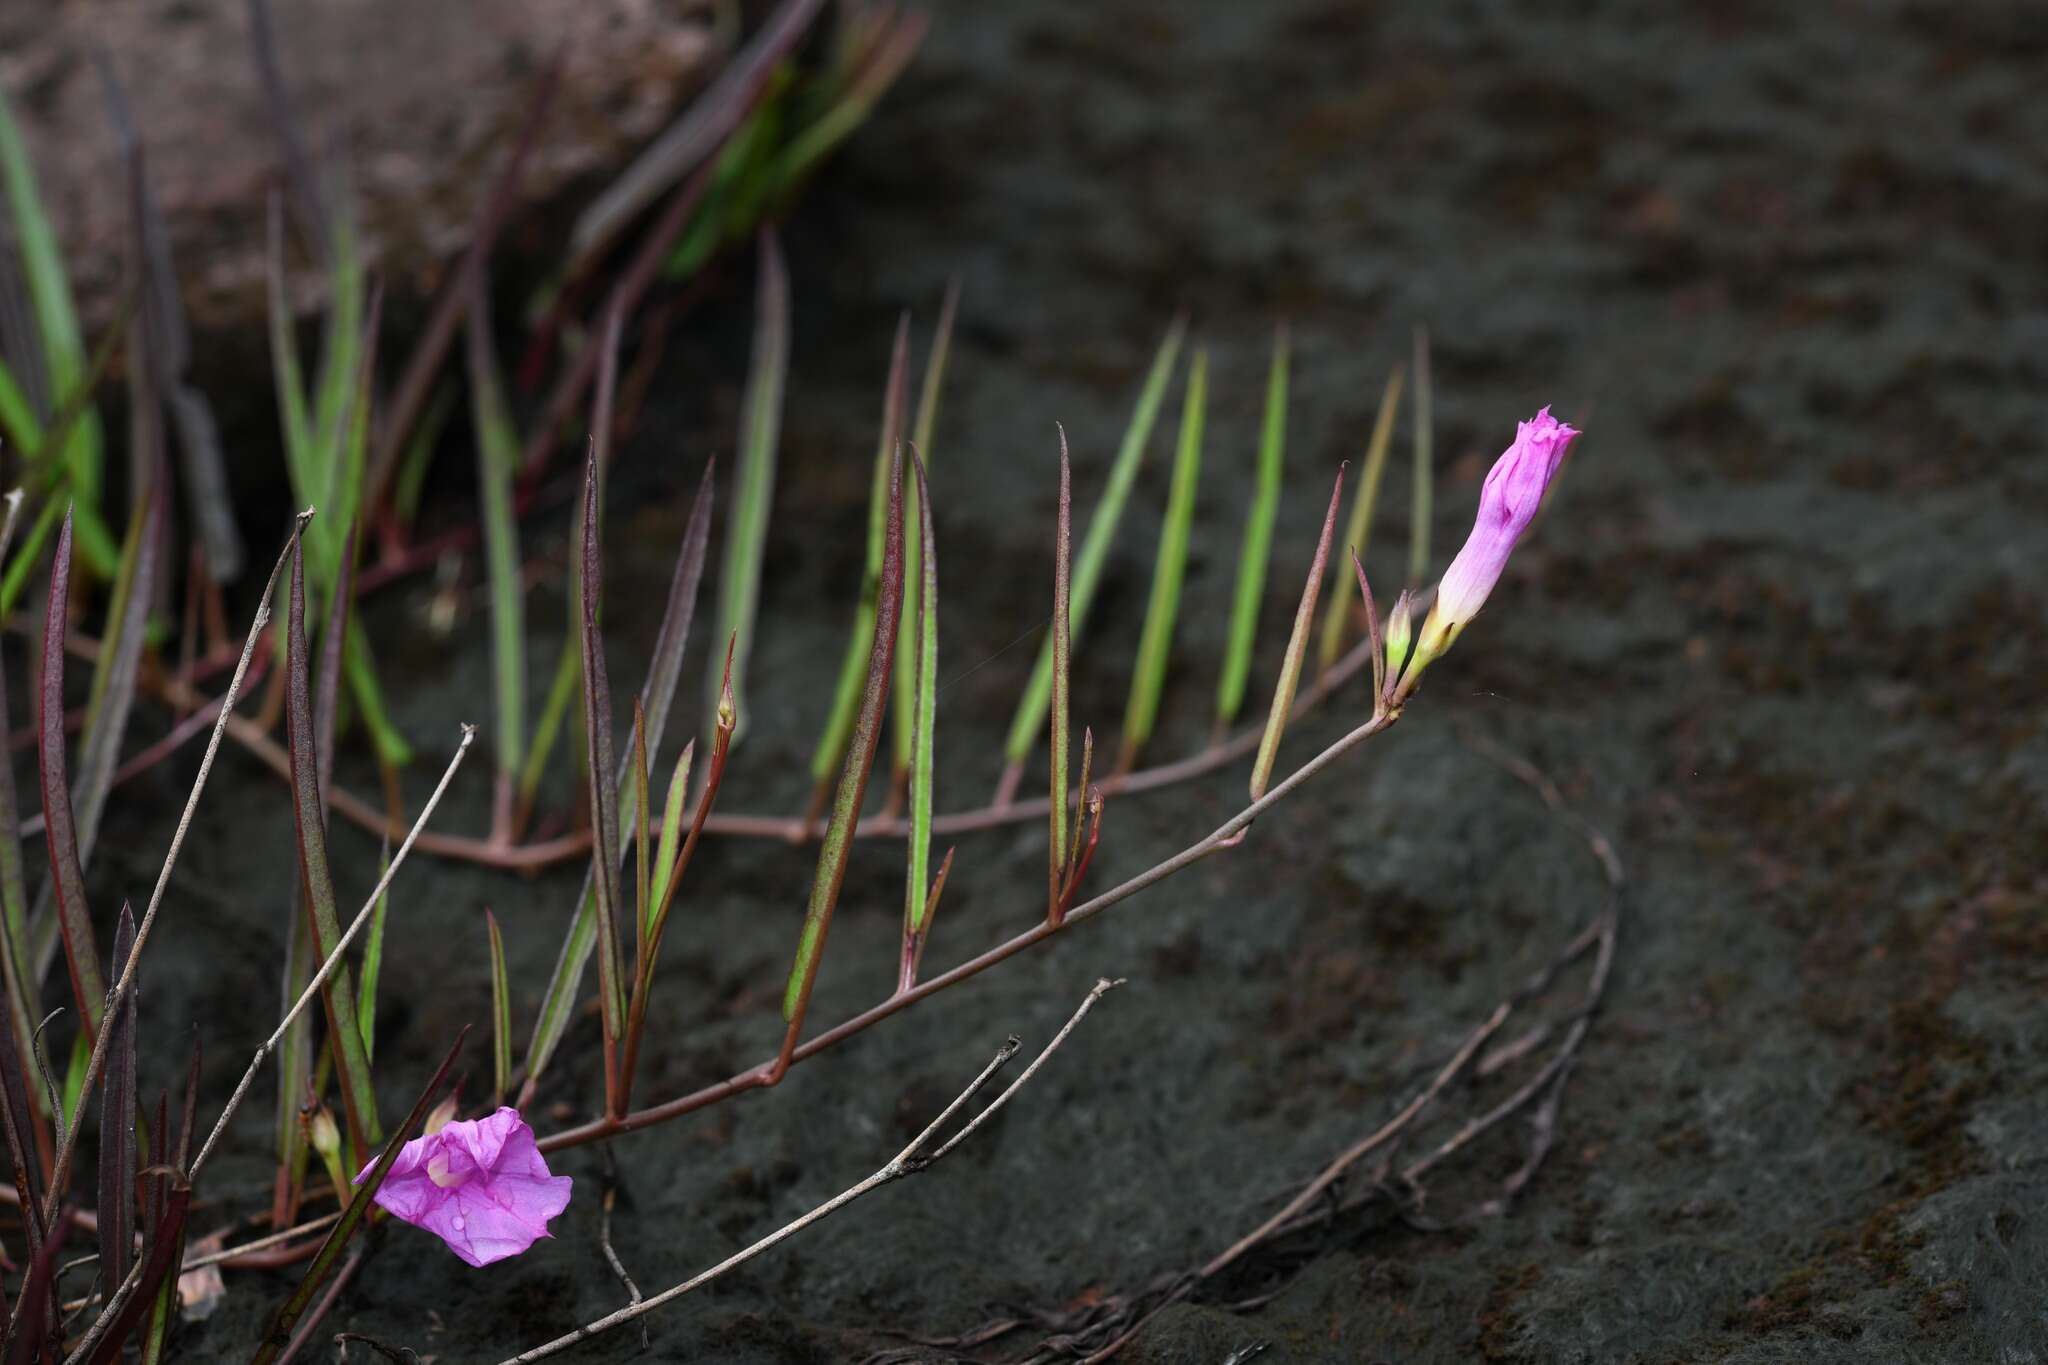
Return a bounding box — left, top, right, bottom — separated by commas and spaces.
356, 1107, 572, 1267
1410, 406, 1578, 673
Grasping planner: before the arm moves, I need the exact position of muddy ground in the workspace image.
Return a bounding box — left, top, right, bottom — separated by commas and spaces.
66, 0, 2048, 1361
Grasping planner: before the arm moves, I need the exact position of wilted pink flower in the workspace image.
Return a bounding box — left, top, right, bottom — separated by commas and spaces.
1407, 407, 1578, 679
356, 1107, 571, 1267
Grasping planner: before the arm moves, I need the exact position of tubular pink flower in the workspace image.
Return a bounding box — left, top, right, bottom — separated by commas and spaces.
1409, 406, 1578, 676
355, 1106, 572, 1267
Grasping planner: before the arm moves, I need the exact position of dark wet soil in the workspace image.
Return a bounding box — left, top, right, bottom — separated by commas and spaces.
66, 0, 2048, 1362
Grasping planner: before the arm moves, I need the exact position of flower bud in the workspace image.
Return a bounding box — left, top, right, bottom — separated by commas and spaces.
1383, 589, 1414, 701
1406, 407, 1577, 689
307, 1105, 351, 1207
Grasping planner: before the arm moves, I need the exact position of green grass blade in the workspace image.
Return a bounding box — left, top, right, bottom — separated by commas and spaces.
903, 449, 938, 938
647, 743, 694, 930
1408, 324, 1432, 586
486, 910, 510, 1105
0, 88, 113, 574
356, 839, 390, 1061
265, 195, 313, 517
1215, 325, 1288, 729
1317, 360, 1404, 672
95, 905, 137, 1290
1250, 463, 1345, 802
709, 227, 789, 746
468, 277, 526, 793
0, 360, 42, 452
783, 444, 902, 1027
248, 1030, 465, 1365
518, 632, 580, 821
0, 492, 45, 1116
392, 384, 454, 530
810, 316, 908, 789
283, 540, 379, 1156
889, 277, 958, 777
1001, 316, 1185, 767
1119, 345, 1205, 768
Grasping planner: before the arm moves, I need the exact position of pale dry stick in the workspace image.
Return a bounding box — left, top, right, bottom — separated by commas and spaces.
37, 510, 313, 1229
185, 726, 477, 1186
504, 979, 1122, 1363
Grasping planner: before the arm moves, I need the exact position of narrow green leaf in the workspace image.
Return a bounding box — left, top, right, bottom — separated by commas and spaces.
248, 1029, 466, 1365
486, 910, 510, 1105
392, 384, 454, 530
0, 360, 42, 453
518, 634, 580, 821
1317, 361, 1405, 672
1216, 324, 1288, 728
631, 698, 651, 965
647, 742, 694, 931
890, 280, 959, 775
0, 491, 45, 1118
284, 540, 379, 1155
265, 194, 314, 518
903, 449, 938, 937
811, 316, 909, 788
783, 444, 902, 1026
468, 275, 526, 787
0, 87, 114, 574
1119, 345, 1205, 767
709, 227, 789, 746
356, 840, 390, 1061
1001, 315, 1185, 766
1250, 463, 1345, 802
1408, 324, 1432, 586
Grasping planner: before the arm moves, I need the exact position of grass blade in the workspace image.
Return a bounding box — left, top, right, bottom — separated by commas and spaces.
265, 195, 313, 522
487, 910, 510, 1106
781, 444, 902, 1041
95, 905, 137, 1291
631, 698, 650, 964
999, 316, 1185, 777
709, 227, 789, 747
469, 272, 526, 836
1046, 433, 1072, 921
0, 491, 46, 1125
901, 448, 939, 956
522, 459, 715, 1089
647, 743, 693, 930
1408, 324, 1432, 586
1249, 463, 1345, 802
1119, 345, 1205, 770
284, 541, 379, 1156
248, 1029, 466, 1365
356, 840, 391, 1061
810, 316, 909, 805
0, 87, 114, 573
38, 511, 106, 1044
1215, 324, 1288, 730
1318, 361, 1404, 672
890, 281, 959, 780
576, 449, 627, 1115
0, 907, 48, 1259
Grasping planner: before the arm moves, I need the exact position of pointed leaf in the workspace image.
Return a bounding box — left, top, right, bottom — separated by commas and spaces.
1319, 361, 1404, 671
891, 282, 958, 775
1119, 345, 1205, 767
1250, 464, 1345, 801
1002, 316, 1184, 767
38, 512, 105, 1041
1216, 324, 1288, 728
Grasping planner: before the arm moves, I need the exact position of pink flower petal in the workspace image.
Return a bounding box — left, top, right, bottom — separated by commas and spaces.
355, 1107, 572, 1267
